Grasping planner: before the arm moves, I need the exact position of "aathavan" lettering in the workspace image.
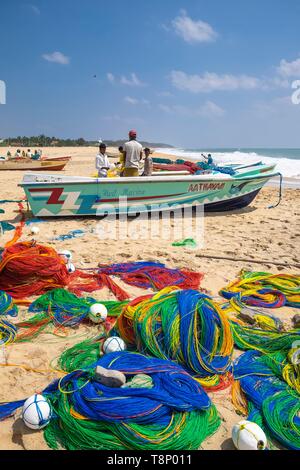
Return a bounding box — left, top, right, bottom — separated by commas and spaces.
188, 183, 225, 192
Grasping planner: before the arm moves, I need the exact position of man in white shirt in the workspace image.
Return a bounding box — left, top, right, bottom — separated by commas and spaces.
123, 129, 143, 177
96, 143, 114, 177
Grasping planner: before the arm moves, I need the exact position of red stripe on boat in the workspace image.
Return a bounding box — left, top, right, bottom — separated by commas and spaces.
99, 193, 184, 203
29, 187, 65, 204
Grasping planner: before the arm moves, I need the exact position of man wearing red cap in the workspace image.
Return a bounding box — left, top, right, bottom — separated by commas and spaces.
123, 129, 143, 177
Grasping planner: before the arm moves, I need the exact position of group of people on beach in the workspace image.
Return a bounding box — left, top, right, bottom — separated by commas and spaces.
96, 129, 153, 178
6, 149, 42, 160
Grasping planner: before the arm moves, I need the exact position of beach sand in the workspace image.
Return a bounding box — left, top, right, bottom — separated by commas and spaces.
0, 146, 299, 450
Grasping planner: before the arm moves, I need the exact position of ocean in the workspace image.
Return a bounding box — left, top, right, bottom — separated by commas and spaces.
156, 148, 300, 180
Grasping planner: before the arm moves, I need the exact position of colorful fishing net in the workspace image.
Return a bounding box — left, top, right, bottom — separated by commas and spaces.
0, 242, 70, 298
233, 350, 300, 450
220, 271, 300, 308
0, 290, 18, 317
98, 261, 203, 292
15, 289, 128, 342
223, 297, 284, 332
0, 242, 128, 300
230, 320, 300, 354
0, 291, 18, 345
0, 352, 220, 450
153, 159, 235, 176
0, 243, 203, 302
56, 336, 105, 372
117, 287, 233, 390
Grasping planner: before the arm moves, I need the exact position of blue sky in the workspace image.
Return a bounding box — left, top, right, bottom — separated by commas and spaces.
0, 0, 300, 147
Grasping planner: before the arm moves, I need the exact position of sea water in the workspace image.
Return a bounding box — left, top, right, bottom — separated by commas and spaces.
156, 148, 300, 181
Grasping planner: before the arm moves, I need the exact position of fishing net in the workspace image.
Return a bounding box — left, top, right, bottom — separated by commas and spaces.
15, 289, 128, 343
98, 261, 203, 291
0, 290, 18, 345
233, 350, 300, 450
117, 287, 233, 390
0, 351, 221, 450
220, 270, 300, 308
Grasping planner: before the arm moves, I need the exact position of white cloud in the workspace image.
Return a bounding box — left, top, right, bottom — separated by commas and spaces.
124, 96, 139, 105
170, 70, 261, 93
107, 72, 146, 87
171, 10, 218, 44
28, 4, 40, 15
158, 101, 225, 118
120, 73, 146, 87
199, 100, 225, 117
265, 77, 290, 89
124, 97, 150, 106
277, 57, 300, 77
42, 51, 70, 65
107, 72, 115, 83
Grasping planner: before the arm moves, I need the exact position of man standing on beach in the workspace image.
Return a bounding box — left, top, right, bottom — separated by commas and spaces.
142, 147, 153, 176
96, 142, 114, 177
123, 129, 143, 177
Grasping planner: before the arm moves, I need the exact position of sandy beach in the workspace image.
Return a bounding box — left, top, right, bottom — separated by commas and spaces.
0, 146, 299, 450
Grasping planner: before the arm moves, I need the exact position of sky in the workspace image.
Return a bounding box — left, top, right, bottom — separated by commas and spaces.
0, 0, 300, 148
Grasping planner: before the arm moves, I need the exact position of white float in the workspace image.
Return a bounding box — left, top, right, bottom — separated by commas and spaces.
66, 262, 76, 273
232, 420, 267, 450
103, 336, 126, 354
30, 226, 40, 235
22, 394, 52, 430
89, 303, 108, 323
58, 250, 72, 263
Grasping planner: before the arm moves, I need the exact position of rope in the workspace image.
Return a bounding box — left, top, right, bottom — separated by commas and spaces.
0, 199, 25, 204
5, 202, 26, 247
195, 254, 300, 269
268, 173, 283, 209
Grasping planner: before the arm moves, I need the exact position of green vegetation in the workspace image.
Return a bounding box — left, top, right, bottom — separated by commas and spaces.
0, 135, 173, 148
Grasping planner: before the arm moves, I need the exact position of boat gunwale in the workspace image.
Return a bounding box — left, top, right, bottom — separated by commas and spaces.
18, 170, 278, 188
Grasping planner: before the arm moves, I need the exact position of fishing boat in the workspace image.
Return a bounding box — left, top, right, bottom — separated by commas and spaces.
19, 162, 280, 217
0, 156, 71, 171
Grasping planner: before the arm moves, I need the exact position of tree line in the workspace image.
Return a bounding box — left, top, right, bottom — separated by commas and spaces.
0, 135, 173, 148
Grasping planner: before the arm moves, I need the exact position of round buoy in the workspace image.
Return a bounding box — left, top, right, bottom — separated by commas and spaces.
103, 336, 126, 354
30, 226, 40, 235
22, 394, 52, 430
232, 420, 267, 450
66, 262, 76, 273
89, 303, 108, 323
58, 250, 72, 263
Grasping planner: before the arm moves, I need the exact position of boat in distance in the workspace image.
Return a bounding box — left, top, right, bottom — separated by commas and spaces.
0, 156, 71, 171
